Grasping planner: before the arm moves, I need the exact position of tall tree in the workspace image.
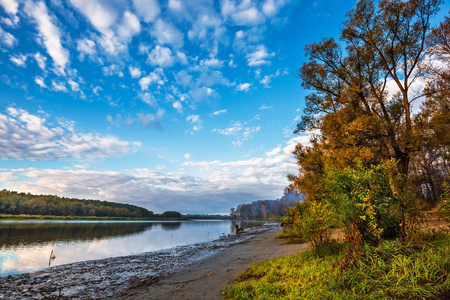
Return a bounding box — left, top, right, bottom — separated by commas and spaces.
292, 0, 442, 197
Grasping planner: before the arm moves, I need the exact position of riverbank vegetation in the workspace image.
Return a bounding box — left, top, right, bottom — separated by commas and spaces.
227, 0, 450, 298
230, 189, 304, 221
0, 189, 189, 220
0, 189, 153, 218
226, 229, 450, 299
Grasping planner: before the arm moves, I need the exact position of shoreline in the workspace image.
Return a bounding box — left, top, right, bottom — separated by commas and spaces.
120, 228, 308, 300
0, 224, 284, 299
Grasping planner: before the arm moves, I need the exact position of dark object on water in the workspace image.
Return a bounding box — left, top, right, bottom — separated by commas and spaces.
235, 225, 244, 234
49, 250, 56, 266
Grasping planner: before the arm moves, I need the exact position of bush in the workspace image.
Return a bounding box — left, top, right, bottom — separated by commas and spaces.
321, 160, 423, 245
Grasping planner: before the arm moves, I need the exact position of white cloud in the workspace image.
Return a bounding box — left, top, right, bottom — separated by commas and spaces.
168, 0, 182, 11
265, 146, 282, 157
258, 104, 273, 110
210, 109, 227, 116
51, 81, 68, 92
173, 101, 183, 113
214, 121, 242, 136
246, 45, 274, 67
184, 153, 190, 160
76, 38, 97, 59
128, 109, 165, 128
69, 0, 117, 33
106, 114, 121, 126
102, 64, 124, 77
33, 52, 46, 70
186, 114, 203, 131
70, 2, 139, 56
213, 119, 261, 146
186, 114, 200, 124
232, 7, 264, 26
260, 68, 288, 87
0, 25, 16, 47
262, 0, 290, 17
147, 45, 174, 67
0, 107, 139, 160
260, 75, 271, 87
1, 15, 19, 27
9, 53, 27, 67
93, 86, 102, 95
176, 51, 188, 64
197, 69, 230, 87
128, 66, 142, 78
236, 82, 251, 92
0, 0, 18, 15
138, 92, 157, 107
67, 79, 80, 92
200, 57, 223, 69
117, 11, 141, 41
151, 19, 184, 49
139, 72, 162, 90
187, 6, 225, 52
132, 0, 160, 23
24, 1, 69, 72
34, 76, 46, 88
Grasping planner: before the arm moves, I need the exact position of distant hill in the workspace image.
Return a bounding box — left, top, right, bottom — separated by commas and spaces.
230, 188, 305, 220
0, 189, 153, 218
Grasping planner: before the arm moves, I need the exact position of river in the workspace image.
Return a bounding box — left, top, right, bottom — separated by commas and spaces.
0, 219, 265, 277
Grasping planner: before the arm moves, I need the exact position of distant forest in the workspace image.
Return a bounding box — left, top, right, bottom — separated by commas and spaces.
0, 189, 154, 218
231, 188, 304, 220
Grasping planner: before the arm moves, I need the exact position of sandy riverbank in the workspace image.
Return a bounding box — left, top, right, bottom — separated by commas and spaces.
0, 224, 306, 299
119, 228, 308, 300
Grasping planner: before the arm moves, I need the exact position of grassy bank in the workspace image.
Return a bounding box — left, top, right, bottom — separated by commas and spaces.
225, 229, 450, 299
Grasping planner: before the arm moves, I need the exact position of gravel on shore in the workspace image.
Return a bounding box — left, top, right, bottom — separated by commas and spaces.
0, 224, 279, 300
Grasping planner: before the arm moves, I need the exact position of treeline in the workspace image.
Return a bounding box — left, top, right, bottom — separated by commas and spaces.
231, 188, 304, 220
0, 190, 153, 218
184, 214, 231, 220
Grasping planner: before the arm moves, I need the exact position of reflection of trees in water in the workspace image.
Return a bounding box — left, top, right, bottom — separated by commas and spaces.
0, 222, 155, 249
160, 222, 182, 231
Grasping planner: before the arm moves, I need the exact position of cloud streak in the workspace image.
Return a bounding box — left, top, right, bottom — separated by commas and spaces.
0, 107, 139, 160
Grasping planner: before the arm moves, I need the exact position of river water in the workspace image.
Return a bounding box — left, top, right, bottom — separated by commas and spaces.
0, 219, 265, 277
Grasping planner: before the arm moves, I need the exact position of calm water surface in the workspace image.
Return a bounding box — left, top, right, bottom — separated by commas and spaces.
0, 220, 265, 277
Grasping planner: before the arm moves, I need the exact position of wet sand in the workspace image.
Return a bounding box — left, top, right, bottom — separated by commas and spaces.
120, 229, 308, 300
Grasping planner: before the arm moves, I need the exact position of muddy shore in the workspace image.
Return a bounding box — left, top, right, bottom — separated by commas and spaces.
0, 224, 306, 299
120, 228, 308, 300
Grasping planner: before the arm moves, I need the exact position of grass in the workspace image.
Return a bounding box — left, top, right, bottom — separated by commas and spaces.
225, 229, 450, 299
276, 230, 304, 244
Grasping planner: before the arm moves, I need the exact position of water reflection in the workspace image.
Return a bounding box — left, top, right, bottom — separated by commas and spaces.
0, 221, 154, 249
0, 220, 266, 277
161, 222, 182, 231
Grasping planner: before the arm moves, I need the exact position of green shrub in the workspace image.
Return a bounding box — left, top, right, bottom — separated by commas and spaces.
321, 160, 423, 245
295, 201, 333, 251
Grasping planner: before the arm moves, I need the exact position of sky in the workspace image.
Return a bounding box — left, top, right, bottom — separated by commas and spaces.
0, 0, 448, 214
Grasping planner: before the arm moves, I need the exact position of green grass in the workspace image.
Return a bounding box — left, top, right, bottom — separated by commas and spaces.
225, 230, 450, 299
276, 230, 304, 244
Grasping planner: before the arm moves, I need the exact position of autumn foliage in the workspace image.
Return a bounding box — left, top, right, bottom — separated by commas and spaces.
288, 0, 449, 248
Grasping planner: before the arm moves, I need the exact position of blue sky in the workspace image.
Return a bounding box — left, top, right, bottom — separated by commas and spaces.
0, 0, 448, 214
